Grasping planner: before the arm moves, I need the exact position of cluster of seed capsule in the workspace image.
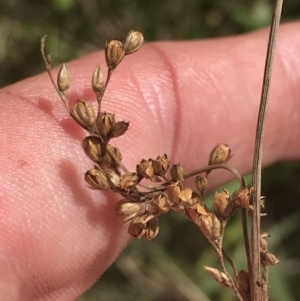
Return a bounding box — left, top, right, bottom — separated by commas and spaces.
41, 30, 279, 299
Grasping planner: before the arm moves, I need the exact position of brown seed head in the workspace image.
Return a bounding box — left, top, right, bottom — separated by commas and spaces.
82, 136, 103, 163
144, 217, 159, 240
179, 188, 193, 203
171, 163, 184, 182
71, 100, 96, 129
137, 159, 154, 180
237, 270, 250, 297
84, 167, 110, 190
203, 266, 231, 288
209, 143, 231, 165
115, 199, 142, 219
233, 186, 251, 208
152, 154, 170, 176
195, 175, 208, 193
128, 218, 147, 239
260, 236, 268, 253
199, 213, 221, 240
105, 169, 121, 188
109, 121, 129, 139
166, 182, 183, 206
262, 252, 279, 265
213, 189, 234, 220
120, 173, 140, 190
105, 39, 125, 69
151, 194, 170, 213
97, 112, 116, 139
57, 63, 71, 92
92, 65, 105, 95
124, 30, 144, 55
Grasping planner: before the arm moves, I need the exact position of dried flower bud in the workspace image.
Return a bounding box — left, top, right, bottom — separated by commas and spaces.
97, 112, 116, 139
171, 163, 184, 182
151, 194, 170, 213
109, 121, 129, 139
105, 39, 125, 69
262, 252, 279, 265
209, 143, 231, 165
213, 189, 235, 220
57, 63, 71, 92
82, 136, 103, 163
84, 167, 110, 190
144, 217, 159, 240
115, 199, 142, 220
120, 173, 140, 190
152, 154, 170, 176
195, 176, 208, 193
105, 169, 121, 188
237, 270, 250, 297
92, 65, 105, 94
71, 99, 96, 129
124, 30, 144, 55
203, 266, 231, 288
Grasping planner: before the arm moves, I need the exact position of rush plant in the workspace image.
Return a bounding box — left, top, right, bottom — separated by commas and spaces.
41, 1, 283, 300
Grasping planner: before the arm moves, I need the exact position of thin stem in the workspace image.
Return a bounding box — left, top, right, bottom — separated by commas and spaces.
209, 239, 243, 301
241, 208, 251, 282
40, 36, 70, 112
96, 68, 115, 113
222, 249, 239, 281
184, 164, 245, 188
251, 1, 283, 300
261, 265, 269, 301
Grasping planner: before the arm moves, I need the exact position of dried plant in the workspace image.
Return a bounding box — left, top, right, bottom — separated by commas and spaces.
40, 1, 283, 300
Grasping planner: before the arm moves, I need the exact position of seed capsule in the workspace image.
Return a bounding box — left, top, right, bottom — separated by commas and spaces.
124, 30, 144, 55
171, 163, 184, 181
97, 112, 116, 139
120, 173, 140, 190
71, 100, 96, 129
105, 39, 125, 69
82, 136, 103, 163
209, 143, 231, 165
144, 217, 159, 240
84, 168, 110, 190
105, 169, 121, 188
57, 63, 71, 92
204, 266, 231, 288
137, 159, 154, 180
92, 65, 105, 95
152, 154, 170, 176
109, 121, 129, 139
213, 189, 234, 220
262, 252, 279, 265
195, 176, 207, 193
115, 199, 142, 218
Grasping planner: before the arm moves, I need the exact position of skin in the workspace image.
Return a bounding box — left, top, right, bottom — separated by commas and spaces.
0, 22, 299, 301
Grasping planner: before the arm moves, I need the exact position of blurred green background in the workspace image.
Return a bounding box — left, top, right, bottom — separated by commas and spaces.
1, 0, 300, 300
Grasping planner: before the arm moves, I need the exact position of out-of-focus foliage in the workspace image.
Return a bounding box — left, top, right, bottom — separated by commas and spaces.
1, 0, 300, 300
